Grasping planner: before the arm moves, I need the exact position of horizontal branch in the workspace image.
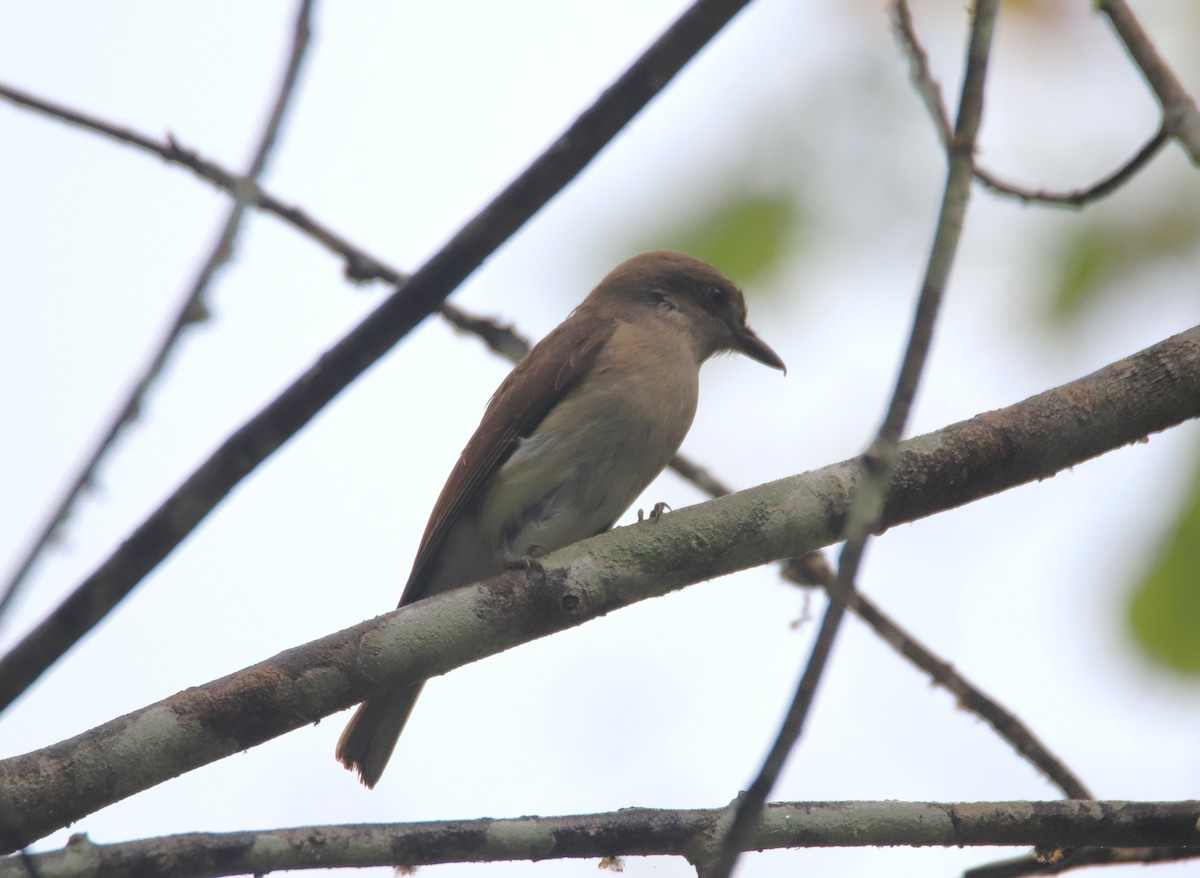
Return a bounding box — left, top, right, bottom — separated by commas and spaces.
3, 801, 1197, 877
1, 325, 1197, 852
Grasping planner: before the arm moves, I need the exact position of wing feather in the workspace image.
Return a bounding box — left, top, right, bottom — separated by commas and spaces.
398, 313, 613, 605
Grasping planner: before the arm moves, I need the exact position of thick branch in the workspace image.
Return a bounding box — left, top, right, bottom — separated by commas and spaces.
0, 0, 754, 713
2, 802, 1197, 878
1, 325, 1196, 853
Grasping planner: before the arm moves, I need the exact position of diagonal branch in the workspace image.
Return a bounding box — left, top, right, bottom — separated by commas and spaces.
0, 79, 531, 357
2, 801, 1197, 877
0, 0, 756, 714
704, 4, 1001, 876
0, 0, 316, 625
673, 469, 1092, 798
892, 0, 1172, 208
1, 323, 1196, 852
781, 554, 1094, 801
0, 82, 406, 291
891, 0, 953, 145
1099, 0, 1200, 164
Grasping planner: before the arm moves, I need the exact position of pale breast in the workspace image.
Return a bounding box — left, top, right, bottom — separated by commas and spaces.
479, 317, 701, 559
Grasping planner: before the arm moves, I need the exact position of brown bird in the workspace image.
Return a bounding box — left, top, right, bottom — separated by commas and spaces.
336, 250, 784, 787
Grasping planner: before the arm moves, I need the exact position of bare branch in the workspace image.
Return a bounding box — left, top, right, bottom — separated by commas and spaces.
2, 802, 1197, 878
1099, 0, 1200, 164
672, 458, 1090, 800
972, 126, 1171, 208
891, 0, 1172, 208
0, 81, 398, 287
2, 324, 1195, 852
780, 555, 1094, 801
0, 0, 755, 713
0, 80, 534, 362
965, 844, 1200, 878
0, 0, 316, 623
705, 4, 1002, 876
891, 0, 953, 147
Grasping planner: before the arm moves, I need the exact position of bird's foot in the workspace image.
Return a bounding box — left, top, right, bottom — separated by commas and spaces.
637, 501, 672, 523
504, 544, 548, 576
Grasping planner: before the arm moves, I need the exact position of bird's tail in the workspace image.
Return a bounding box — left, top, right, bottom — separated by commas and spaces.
335, 683, 424, 788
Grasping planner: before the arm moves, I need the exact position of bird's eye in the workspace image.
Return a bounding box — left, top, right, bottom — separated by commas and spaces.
708, 286, 728, 310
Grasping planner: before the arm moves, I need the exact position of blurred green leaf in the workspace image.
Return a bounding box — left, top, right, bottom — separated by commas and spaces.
1050, 207, 1200, 323
1129, 451, 1200, 673
661, 191, 799, 290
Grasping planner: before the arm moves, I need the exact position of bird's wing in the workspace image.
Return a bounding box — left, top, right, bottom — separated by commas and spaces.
399, 313, 614, 605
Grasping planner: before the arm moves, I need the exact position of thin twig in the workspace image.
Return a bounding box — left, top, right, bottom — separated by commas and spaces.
852, 592, 1093, 799
973, 126, 1170, 207
0, 80, 529, 356
1099, 0, 1200, 165
0, 2, 316, 625
964, 845, 1200, 878
703, 4, 1001, 877
669, 465, 1092, 801
0, 0, 756, 713
892, 0, 953, 147
0, 81, 397, 285
10, 77, 852, 373
667, 452, 736, 498
892, 0, 1169, 209
780, 555, 1094, 801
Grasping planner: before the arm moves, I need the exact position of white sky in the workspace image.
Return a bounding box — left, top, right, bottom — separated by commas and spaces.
2, 2, 1199, 877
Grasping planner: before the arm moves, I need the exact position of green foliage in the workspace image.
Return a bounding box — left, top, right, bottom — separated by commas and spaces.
1129, 454, 1200, 673
1049, 207, 1200, 323
660, 191, 799, 292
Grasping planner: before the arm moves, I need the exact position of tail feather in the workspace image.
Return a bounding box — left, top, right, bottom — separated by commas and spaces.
335, 683, 424, 788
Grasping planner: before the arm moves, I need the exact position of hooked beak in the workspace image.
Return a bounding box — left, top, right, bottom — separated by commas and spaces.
732, 325, 786, 374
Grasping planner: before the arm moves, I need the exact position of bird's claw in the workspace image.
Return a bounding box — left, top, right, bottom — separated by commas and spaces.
504, 545, 548, 576
637, 501, 672, 523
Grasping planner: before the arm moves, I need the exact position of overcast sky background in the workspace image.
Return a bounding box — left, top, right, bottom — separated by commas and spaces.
2, 2, 1199, 877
